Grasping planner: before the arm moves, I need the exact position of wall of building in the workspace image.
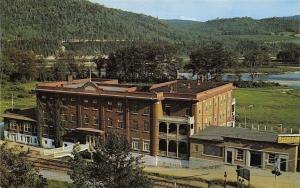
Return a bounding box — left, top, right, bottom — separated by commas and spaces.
190, 138, 299, 172
197, 90, 233, 131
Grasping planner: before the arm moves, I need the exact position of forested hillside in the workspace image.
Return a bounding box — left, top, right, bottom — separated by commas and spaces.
0, 0, 299, 56
164, 16, 300, 39
0, 0, 179, 41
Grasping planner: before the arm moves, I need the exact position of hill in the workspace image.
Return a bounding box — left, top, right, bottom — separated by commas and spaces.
0, 0, 299, 55
164, 16, 300, 39
0, 0, 180, 41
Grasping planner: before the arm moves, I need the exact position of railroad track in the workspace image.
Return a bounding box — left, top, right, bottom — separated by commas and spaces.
26, 156, 203, 188
27, 156, 71, 171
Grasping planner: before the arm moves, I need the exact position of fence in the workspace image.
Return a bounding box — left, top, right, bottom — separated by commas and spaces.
235, 123, 300, 134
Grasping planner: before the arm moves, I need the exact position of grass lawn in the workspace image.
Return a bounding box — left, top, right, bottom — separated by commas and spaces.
234, 87, 300, 129
0, 81, 37, 121
46, 180, 73, 188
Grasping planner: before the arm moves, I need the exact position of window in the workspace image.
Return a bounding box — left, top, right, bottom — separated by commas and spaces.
132, 139, 140, 150
92, 99, 98, 108
71, 114, 76, 122
236, 149, 244, 160
268, 153, 277, 164
185, 108, 191, 116
117, 102, 123, 112
194, 145, 199, 152
41, 96, 47, 99
93, 116, 99, 126
24, 123, 31, 132
26, 136, 30, 143
143, 120, 150, 132
83, 99, 89, 103
71, 98, 76, 102
131, 119, 138, 130
132, 104, 138, 114
45, 140, 47, 145
143, 141, 150, 152
83, 115, 89, 124
203, 144, 223, 157
62, 97, 67, 105
61, 112, 67, 122
9, 120, 17, 130
34, 138, 37, 144
107, 117, 113, 127
107, 101, 112, 111
143, 106, 150, 115
42, 110, 47, 120
118, 120, 124, 129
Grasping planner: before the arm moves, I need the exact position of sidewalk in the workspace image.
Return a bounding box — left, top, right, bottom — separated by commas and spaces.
145, 165, 300, 188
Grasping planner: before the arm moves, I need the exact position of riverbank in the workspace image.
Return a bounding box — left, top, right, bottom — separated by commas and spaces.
224, 66, 300, 74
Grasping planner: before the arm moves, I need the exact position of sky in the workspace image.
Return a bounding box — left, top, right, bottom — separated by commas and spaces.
90, 0, 299, 21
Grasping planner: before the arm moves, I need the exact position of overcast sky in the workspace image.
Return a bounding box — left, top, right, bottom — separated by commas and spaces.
90, 0, 299, 21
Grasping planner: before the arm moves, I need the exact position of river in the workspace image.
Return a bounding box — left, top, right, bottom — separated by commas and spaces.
178, 72, 300, 89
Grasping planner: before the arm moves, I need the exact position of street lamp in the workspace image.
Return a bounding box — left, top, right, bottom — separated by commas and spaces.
244, 105, 253, 127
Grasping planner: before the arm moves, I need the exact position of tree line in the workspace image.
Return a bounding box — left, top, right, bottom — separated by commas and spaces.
1, 42, 299, 84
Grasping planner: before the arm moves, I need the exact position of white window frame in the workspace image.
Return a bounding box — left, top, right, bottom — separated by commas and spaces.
132, 139, 140, 151
143, 140, 150, 152
236, 149, 244, 161
24, 122, 31, 132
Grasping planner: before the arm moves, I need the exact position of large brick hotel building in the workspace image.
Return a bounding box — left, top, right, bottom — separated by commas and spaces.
3, 76, 235, 159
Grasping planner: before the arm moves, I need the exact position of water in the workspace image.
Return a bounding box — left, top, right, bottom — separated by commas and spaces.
223, 72, 300, 89
178, 72, 300, 89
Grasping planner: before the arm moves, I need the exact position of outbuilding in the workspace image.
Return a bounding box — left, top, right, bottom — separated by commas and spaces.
189, 126, 300, 172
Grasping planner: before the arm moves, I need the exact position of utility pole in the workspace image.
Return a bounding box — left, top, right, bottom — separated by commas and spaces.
272, 157, 281, 188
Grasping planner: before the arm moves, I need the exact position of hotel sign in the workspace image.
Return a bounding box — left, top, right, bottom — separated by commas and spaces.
277, 135, 300, 144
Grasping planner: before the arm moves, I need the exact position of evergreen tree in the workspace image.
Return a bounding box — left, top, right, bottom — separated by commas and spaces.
0, 142, 47, 188
69, 132, 152, 188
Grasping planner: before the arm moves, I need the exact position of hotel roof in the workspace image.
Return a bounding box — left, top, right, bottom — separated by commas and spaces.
35, 78, 234, 100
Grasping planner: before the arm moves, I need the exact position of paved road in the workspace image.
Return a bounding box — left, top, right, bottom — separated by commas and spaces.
39, 170, 72, 183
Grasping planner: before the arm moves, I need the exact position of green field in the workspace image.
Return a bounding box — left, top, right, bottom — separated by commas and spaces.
0, 81, 37, 120
234, 87, 300, 129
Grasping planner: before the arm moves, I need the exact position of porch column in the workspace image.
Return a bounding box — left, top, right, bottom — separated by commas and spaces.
166, 123, 169, 156
176, 124, 179, 158
262, 152, 266, 169
192, 103, 199, 133
246, 150, 251, 167
151, 101, 161, 156
176, 141, 179, 158
166, 140, 169, 156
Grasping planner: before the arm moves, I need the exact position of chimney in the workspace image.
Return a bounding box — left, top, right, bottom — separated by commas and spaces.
66, 74, 73, 83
